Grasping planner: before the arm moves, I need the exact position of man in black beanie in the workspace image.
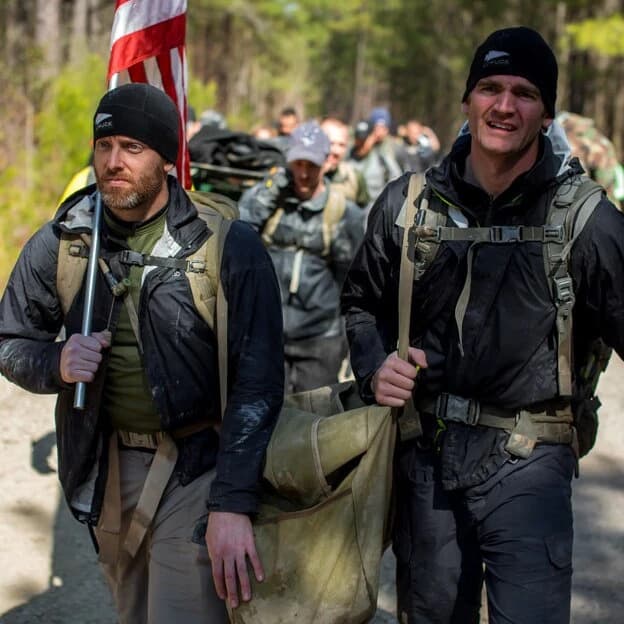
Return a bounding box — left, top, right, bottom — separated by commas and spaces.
0, 82, 284, 623
343, 27, 624, 623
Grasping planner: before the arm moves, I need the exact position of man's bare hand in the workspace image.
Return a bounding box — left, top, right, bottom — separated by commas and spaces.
371, 347, 428, 407
60, 330, 111, 384
206, 511, 264, 609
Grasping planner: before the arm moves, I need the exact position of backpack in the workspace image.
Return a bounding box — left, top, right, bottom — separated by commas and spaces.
56, 190, 238, 335
400, 173, 609, 457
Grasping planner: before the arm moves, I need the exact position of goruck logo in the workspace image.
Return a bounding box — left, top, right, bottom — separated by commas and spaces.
95, 112, 114, 131
483, 50, 511, 67
301, 128, 319, 146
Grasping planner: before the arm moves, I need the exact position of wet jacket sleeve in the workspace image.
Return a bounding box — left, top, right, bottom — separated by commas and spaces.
0, 223, 67, 393
207, 221, 284, 514
341, 176, 408, 402
570, 197, 624, 359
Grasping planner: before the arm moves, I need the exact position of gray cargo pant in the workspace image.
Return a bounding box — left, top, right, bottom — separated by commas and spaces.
94, 447, 228, 624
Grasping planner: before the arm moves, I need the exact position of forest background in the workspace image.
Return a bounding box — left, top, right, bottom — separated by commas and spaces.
1, 0, 623, 288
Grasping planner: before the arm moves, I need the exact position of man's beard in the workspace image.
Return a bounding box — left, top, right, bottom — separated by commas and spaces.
100, 169, 164, 213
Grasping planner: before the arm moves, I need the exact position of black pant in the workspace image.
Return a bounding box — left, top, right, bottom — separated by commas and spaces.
393, 443, 576, 624
284, 333, 347, 394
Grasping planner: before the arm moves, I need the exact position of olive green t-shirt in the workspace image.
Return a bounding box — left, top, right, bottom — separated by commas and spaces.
102, 210, 167, 433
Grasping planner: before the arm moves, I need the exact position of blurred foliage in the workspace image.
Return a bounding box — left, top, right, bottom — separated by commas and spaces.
1, 0, 624, 287
567, 15, 624, 56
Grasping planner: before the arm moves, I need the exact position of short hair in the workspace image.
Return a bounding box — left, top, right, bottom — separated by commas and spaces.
280, 107, 298, 118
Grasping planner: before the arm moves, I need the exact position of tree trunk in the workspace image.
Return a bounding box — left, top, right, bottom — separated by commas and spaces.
36, 0, 61, 80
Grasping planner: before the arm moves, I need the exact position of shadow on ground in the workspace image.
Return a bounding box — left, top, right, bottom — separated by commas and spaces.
0, 431, 115, 624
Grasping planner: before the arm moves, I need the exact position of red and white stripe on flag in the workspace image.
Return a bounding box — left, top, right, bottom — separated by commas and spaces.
107, 0, 191, 188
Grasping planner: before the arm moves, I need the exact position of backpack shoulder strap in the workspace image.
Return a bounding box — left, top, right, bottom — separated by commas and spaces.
56, 232, 89, 316
187, 204, 233, 334
544, 175, 604, 396
186, 204, 232, 420
321, 189, 347, 256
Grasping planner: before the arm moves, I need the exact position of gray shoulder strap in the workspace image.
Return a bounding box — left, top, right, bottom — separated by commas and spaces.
545, 175, 604, 396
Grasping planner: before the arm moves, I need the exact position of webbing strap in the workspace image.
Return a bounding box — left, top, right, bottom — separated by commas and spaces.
321, 189, 347, 256
95, 433, 121, 565
215, 219, 232, 421
454, 241, 479, 357
425, 224, 564, 244
261, 207, 284, 247
396, 174, 424, 441
289, 248, 304, 295
117, 249, 209, 274
123, 433, 178, 558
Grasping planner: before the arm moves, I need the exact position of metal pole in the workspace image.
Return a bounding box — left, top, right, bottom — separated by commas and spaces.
73, 191, 103, 409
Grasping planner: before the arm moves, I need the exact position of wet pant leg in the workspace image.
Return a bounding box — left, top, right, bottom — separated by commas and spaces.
393, 444, 483, 624
475, 446, 575, 624
96, 449, 228, 624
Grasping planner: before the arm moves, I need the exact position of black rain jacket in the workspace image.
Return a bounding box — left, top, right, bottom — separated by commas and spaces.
342, 134, 624, 488
0, 176, 284, 523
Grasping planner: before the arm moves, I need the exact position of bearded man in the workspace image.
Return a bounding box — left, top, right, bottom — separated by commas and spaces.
0, 83, 284, 624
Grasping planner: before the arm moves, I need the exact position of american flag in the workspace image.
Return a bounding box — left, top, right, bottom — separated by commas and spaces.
107, 0, 190, 188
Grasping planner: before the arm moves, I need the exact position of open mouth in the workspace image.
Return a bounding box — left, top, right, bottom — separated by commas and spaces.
487, 120, 516, 132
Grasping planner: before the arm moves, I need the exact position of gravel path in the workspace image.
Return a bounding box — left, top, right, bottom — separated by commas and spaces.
1, 357, 622, 623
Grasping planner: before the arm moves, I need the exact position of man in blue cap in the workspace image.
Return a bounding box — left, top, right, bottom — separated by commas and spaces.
240, 121, 364, 393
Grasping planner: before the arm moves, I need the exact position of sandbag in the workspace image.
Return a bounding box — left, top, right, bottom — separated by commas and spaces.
229, 384, 396, 624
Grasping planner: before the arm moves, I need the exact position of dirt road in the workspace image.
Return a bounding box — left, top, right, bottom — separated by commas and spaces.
1, 357, 622, 623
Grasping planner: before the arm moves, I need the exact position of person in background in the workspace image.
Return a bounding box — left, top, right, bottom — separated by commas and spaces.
347, 107, 402, 217
240, 121, 363, 394
321, 117, 369, 208
396, 118, 441, 174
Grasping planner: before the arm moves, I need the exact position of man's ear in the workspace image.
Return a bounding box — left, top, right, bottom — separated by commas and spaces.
461, 101, 469, 115
542, 117, 553, 132
164, 162, 174, 173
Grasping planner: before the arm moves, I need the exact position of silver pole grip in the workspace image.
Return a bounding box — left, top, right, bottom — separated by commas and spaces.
73, 192, 103, 409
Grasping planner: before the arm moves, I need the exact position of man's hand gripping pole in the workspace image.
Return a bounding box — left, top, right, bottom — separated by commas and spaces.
73, 191, 103, 409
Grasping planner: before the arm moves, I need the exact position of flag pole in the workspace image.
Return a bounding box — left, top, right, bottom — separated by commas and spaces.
73, 190, 103, 409
73, 73, 117, 409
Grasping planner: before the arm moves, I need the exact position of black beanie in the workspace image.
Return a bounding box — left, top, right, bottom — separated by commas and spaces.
462, 27, 558, 118
93, 83, 180, 163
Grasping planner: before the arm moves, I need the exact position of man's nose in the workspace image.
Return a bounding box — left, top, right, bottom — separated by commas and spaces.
494, 90, 515, 113
107, 145, 124, 169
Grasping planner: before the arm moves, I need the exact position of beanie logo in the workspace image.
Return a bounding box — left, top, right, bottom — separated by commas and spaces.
483, 50, 511, 67
95, 113, 113, 130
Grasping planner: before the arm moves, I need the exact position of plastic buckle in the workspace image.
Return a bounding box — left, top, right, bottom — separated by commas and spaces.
119, 249, 144, 267
543, 225, 565, 243
491, 226, 521, 242
435, 393, 481, 426
187, 259, 206, 273
554, 275, 574, 304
